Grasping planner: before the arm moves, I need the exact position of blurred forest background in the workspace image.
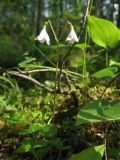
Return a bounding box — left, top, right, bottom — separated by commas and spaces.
1, 1, 120, 160
0, 0, 120, 68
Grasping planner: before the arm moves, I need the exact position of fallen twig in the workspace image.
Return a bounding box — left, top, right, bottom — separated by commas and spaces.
6, 70, 71, 95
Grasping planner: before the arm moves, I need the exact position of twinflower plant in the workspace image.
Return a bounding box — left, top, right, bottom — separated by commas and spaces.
35, 22, 50, 45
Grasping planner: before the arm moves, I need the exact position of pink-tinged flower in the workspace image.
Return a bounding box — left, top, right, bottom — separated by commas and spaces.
35, 25, 50, 45
66, 22, 79, 44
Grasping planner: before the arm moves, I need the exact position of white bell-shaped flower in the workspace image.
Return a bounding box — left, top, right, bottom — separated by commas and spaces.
66, 22, 79, 44
35, 25, 50, 45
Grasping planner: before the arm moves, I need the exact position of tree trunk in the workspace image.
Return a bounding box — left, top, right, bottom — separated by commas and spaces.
58, 0, 63, 37
93, 0, 101, 17
35, 0, 43, 36
117, 0, 120, 27
34, 0, 43, 58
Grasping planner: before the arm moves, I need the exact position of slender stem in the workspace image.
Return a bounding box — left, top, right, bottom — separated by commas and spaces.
17, 66, 86, 78
34, 45, 56, 67
104, 122, 110, 160
99, 72, 120, 99
82, 0, 93, 77
82, 30, 88, 77
50, 148, 53, 160
57, 60, 63, 92
56, 151, 61, 160
81, 0, 92, 31
55, 61, 59, 89
64, 69, 72, 90
62, 0, 92, 63
48, 20, 58, 43
104, 138, 108, 160
82, 48, 86, 76
89, 0, 93, 14
105, 48, 109, 67
48, 20, 62, 92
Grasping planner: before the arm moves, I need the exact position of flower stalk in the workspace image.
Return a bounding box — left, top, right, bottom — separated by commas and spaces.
48, 20, 58, 44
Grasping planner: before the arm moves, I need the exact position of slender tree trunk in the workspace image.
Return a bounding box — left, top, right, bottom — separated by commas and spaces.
35, 0, 43, 36
109, 0, 114, 22
34, 0, 43, 58
58, 0, 63, 37
93, 0, 101, 16
117, 0, 120, 27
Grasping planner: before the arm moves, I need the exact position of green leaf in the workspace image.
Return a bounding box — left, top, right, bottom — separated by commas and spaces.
76, 99, 120, 125
91, 67, 118, 79
33, 140, 48, 149
0, 76, 16, 88
7, 113, 22, 124
16, 144, 32, 153
52, 43, 90, 49
109, 59, 120, 67
88, 16, 120, 48
40, 124, 57, 138
68, 145, 105, 160
18, 57, 36, 67
75, 43, 90, 49
19, 125, 41, 135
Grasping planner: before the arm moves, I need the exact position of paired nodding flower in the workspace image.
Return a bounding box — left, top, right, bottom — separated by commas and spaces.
66, 21, 79, 44
35, 23, 50, 45
35, 21, 79, 45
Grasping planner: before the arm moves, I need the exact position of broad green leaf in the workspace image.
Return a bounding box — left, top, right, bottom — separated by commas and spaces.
88, 16, 120, 48
109, 59, 120, 67
91, 67, 118, 79
16, 144, 31, 153
68, 145, 105, 160
76, 99, 120, 125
